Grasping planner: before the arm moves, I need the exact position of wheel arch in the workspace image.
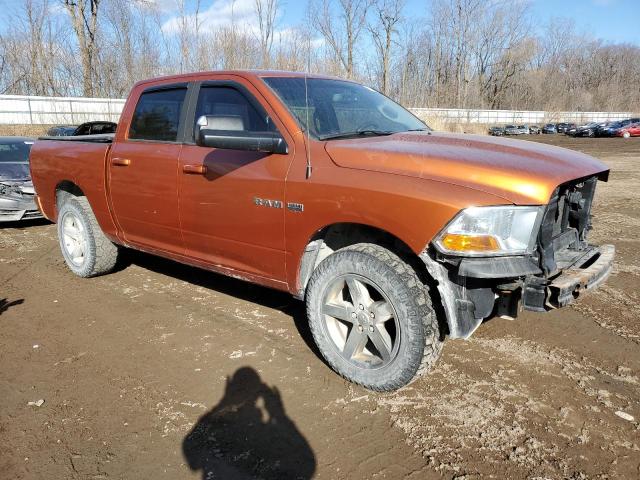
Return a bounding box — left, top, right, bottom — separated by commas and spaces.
295, 222, 430, 297
55, 181, 86, 219
296, 221, 450, 337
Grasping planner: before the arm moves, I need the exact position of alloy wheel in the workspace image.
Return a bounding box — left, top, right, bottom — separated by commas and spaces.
61, 211, 87, 266
321, 274, 400, 369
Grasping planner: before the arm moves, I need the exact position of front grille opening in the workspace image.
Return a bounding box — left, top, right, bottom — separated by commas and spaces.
538, 175, 599, 275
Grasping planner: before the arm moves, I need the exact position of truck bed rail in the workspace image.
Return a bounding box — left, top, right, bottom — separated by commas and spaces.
37, 133, 114, 143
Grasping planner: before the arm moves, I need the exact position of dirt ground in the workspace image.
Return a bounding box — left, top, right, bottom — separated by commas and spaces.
1, 135, 639, 479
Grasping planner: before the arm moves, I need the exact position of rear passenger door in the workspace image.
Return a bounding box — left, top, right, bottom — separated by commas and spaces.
177, 80, 291, 282
108, 84, 187, 254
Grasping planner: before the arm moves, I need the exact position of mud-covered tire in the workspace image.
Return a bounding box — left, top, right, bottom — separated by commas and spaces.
306, 243, 443, 391
57, 196, 119, 277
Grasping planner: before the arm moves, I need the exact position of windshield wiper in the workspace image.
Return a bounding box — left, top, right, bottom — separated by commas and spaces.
320, 130, 394, 141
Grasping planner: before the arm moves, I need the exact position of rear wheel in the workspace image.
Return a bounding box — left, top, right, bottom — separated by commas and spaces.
306, 243, 443, 391
57, 196, 119, 277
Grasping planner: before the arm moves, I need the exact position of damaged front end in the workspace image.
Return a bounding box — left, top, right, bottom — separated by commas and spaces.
421, 174, 615, 339
0, 181, 43, 222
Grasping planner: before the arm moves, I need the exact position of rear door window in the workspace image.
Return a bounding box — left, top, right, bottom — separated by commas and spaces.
129, 88, 187, 142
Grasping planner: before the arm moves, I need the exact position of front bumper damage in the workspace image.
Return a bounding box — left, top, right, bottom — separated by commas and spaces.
546, 244, 614, 308
420, 243, 615, 339
421, 173, 614, 339
0, 182, 43, 222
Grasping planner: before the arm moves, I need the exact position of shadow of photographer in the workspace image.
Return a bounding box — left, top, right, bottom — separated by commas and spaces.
183, 367, 316, 480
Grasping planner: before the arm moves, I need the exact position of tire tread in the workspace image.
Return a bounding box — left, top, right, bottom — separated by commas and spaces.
306, 243, 443, 391
58, 195, 118, 277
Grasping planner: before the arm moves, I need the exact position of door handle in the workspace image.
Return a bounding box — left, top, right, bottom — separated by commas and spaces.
111, 157, 131, 166
182, 164, 207, 175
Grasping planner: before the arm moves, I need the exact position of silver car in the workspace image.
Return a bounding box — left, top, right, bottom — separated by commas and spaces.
504, 125, 520, 135
0, 137, 42, 222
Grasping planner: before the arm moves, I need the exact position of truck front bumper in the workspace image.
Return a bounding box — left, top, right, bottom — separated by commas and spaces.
546, 244, 614, 308
421, 243, 615, 339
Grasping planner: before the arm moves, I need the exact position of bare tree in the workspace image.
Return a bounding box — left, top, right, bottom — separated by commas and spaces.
0, 0, 639, 114
0, 0, 72, 95
472, 2, 531, 108
63, 0, 101, 96
310, 0, 371, 77
368, 0, 403, 95
254, 0, 279, 68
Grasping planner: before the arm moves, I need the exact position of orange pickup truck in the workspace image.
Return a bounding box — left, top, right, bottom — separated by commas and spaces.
30, 71, 614, 391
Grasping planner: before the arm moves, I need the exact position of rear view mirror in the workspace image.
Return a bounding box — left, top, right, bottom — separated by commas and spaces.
195, 115, 287, 154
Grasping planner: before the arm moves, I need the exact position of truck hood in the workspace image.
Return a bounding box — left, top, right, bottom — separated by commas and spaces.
324, 132, 609, 204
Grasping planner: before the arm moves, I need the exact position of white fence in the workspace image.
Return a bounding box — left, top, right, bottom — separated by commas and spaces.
410, 107, 635, 125
0, 95, 125, 125
0, 94, 635, 126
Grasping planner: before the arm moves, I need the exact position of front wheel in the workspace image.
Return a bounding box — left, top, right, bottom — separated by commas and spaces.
305, 243, 443, 391
623, 131, 631, 138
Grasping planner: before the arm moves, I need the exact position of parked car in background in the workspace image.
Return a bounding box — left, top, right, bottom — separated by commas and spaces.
598, 118, 640, 137
46, 122, 118, 137
542, 123, 557, 134
47, 125, 77, 136
565, 124, 579, 136
529, 125, 541, 134
556, 123, 572, 134
572, 122, 607, 138
517, 125, 530, 135
488, 126, 504, 136
596, 121, 621, 137
73, 121, 118, 136
504, 125, 520, 135
616, 122, 640, 138
0, 137, 42, 222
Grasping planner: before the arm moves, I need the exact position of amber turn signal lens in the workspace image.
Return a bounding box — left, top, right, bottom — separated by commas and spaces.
440, 233, 500, 252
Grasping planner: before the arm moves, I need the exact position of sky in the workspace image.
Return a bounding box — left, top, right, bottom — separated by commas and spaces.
155, 0, 640, 45
0, 0, 638, 45
527, 0, 640, 44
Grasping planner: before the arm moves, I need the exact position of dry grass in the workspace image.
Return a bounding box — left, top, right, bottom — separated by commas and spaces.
0, 124, 53, 137
423, 117, 488, 135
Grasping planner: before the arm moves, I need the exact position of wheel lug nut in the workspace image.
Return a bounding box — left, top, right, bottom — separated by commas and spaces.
370, 312, 375, 318
359, 304, 364, 310
358, 326, 363, 332
351, 312, 357, 318
369, 326, 374, 332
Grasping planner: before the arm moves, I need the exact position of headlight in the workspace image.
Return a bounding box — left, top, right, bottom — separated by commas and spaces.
434, 205, 543, 256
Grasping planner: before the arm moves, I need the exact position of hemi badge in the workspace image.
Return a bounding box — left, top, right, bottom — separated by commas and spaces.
287, 202, 304, 212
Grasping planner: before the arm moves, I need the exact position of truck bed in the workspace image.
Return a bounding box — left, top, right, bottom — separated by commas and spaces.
29, 137, 115, 229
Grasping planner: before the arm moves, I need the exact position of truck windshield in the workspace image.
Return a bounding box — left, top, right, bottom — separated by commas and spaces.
0, 140, 32, 163
263, 77, 428, 140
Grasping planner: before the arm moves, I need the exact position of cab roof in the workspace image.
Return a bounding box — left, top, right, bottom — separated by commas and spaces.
132, 70, 351, 89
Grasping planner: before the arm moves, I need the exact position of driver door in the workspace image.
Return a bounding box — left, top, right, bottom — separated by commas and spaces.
177, 81, 291, 282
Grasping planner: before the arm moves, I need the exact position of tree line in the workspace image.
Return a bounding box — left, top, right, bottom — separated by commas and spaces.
1, 0, 638, 113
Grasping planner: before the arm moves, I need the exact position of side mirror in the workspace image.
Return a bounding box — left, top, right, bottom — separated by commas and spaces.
195, 115, 287, 154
